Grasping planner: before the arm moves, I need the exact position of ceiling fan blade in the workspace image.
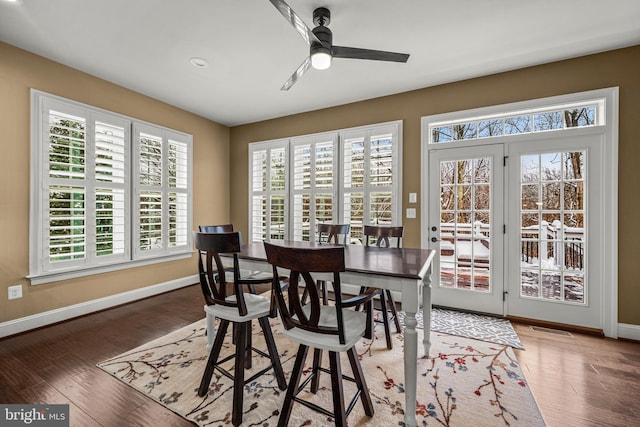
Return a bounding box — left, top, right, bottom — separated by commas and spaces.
268, 0, 320, 46
332, 46, 410, 63
281, 56, 312, 91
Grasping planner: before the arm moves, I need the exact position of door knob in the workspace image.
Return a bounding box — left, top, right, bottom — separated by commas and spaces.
431, 237, 440, 242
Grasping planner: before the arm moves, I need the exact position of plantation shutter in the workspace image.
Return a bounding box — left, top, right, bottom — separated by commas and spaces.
340, 123, 401, 244
249, 140, 288, 242
93, 115, 129, 262
291, 133, 337, 241
133, 124, 192, 258
247, 121, 401, 246
167, 137, 189, 248
47, 107, 88, 268
36, 98, 131, 274
30, 91, 192, 283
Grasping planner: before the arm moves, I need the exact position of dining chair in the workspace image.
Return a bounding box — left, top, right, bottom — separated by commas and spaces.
361, 224, 404, 349
317, 223, 350, 244
194, 232, 287, 427
301, 223, 351, 305
198, 224, 234, 233
197, 224, 272, 352
198, 223, 272, 287
264, 242, 376, 427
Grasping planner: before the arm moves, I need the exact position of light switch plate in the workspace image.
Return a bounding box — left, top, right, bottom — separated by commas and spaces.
409, 192, 417, 203
406, 208, 416, 219
8, 284, 22, 300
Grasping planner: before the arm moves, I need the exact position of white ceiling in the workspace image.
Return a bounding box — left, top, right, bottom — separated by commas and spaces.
1, 0, 639, 126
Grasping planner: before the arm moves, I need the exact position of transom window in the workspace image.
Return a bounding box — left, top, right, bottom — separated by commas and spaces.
430, 100, 603, 144
248, 121, 402, 244
30, 91, 192, 284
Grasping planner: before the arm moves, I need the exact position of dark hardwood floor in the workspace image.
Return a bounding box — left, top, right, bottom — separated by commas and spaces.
1, 285, 638, 426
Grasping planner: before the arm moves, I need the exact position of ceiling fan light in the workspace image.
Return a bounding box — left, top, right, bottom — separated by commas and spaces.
311, 50, 332, 70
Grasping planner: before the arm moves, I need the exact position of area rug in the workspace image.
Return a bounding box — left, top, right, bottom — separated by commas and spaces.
98, 318, 544, 426
397, 308, 524, 349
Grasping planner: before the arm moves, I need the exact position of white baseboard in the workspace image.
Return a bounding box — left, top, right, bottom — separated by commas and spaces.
0, 275, 198, 339
618, 322, 640, 341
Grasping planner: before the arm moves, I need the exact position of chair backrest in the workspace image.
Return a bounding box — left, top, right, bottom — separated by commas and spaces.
193, 231, 249, 316
364, 225, 404, 248
199, 224, 234, 233
317, 223, 350, 244
264, 242, 349, 344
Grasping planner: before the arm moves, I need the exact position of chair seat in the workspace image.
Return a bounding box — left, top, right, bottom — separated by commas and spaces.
284, 305, 367, 352
223, 269, 273, 282
204, 293, 272, 322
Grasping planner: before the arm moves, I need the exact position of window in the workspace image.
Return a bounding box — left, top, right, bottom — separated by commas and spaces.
341, 124, 400, 243
291, 133, 338, 241
430, 100, 601, 144
248, 121, 402, 244
249, 139, 288, 242
30, 91, 192, 284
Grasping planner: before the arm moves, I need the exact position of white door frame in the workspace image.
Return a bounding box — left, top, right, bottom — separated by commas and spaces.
505, 132, 605, 329
427, 144, 505, 315
420, 87, 618, 337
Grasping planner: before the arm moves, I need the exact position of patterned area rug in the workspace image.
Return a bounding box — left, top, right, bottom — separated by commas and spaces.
97, 317, 543, 426
397, 308, 524, 349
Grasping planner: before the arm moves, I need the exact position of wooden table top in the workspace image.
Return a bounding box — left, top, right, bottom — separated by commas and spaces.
238, 241, 435, 280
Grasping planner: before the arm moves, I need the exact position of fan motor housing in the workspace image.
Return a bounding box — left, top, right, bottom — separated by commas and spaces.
313, 7, 330, 26
312, 25, 332, 48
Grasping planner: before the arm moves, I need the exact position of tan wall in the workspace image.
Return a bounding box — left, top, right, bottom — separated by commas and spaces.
0, 42, 230, 323
230, 45, 640, 326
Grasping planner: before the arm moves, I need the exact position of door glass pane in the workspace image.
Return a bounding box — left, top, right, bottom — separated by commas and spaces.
519, 151, 586, 304
438, 157, 492, 293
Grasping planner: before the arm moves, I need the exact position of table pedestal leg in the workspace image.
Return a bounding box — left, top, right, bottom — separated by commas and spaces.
422, 267, 433, 357
403, 311, 418, 427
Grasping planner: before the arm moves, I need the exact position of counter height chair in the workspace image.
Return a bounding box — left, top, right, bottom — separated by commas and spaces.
198, 224, 271, 291
301, 223, 351, 305
361, 225, 404, 349
317, 223, 351, 245
198, 224, 234, 233
264, 242, 376, 427
194, 232, 287, 427
197, 224, 273, 351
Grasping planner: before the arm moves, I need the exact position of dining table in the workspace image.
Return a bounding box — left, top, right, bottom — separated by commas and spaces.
231, 240, 436, 427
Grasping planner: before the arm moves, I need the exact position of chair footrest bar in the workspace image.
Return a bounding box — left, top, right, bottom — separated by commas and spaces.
293, 397, 336, 419
317, 366, 357, 384
244, 365, 276, 385
346, 389, 362, 416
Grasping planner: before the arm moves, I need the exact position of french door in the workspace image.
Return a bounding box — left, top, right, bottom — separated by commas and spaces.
427, 135, 604, 329
428, 144, 505, 315
505, 134, 603, 329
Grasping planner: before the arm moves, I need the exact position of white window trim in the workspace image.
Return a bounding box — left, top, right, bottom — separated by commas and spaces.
248, 138, 289, 243
29, 90, 193, 285
420, 87, 618, 337
338, 122, 403, 231
248, 120, 403, 243
290, 131, 339, 241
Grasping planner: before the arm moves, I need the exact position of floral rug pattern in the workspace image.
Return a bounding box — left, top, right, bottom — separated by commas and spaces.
98, 318, 544, 426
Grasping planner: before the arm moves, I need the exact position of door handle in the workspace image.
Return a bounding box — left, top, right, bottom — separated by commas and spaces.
431, 237, 440, 242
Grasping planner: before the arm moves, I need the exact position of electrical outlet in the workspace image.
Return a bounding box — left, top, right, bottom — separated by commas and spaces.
8, 284, 23, 300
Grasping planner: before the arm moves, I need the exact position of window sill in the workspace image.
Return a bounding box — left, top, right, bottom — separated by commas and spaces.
27, 252, 193, 285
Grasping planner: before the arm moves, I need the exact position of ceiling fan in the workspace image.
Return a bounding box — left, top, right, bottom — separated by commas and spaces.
268, 0, 410, 90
